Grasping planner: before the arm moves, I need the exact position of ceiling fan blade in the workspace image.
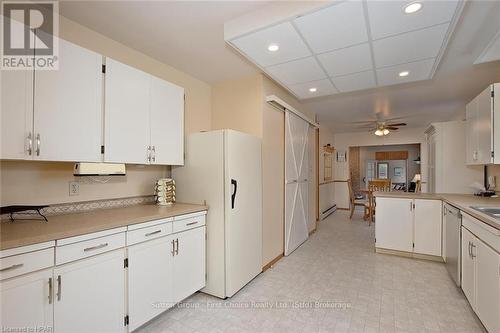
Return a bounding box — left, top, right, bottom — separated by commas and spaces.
386, 127, 399, 130
387, 123, 407, 127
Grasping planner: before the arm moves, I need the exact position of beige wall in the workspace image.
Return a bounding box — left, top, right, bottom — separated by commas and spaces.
0, 15, 212, 206
212, 75, 263, 137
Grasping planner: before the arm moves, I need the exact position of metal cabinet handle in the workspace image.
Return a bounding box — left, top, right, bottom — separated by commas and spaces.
36, 133, 40, 156
48, 278, 53, 304
0, 263, 24, 272
26, 132, 33, 156
147, 146, 151, 162
152, 146, 156, 162
83, 243, 108, 252
56, 275, 61, 301
145, 230, 161, 237
410, 202, 413, 211
171, 239, 175, 256
186, 221, 198, 226
175, 238, 179, 255
471, 243, 476, 258
468, 241, 472, 258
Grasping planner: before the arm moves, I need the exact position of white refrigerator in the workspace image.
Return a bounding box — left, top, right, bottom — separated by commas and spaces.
172, 129, 262, 298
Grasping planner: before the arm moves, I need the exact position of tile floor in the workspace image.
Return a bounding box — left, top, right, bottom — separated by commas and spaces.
138, 210, 486, 333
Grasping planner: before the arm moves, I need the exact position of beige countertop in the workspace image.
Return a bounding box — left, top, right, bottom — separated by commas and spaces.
374, 192, 500, 230
0, 203, 208, 251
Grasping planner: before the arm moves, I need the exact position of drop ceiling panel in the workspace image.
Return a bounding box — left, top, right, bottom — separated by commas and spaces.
318, 43, 373, 77
367, 0, 459, 40
293, 1, 368, 53
373, 23, 449, 68
231, 22, 311, 67
288, 79, 338, 99
331, 70, 376, 93
376, 58, 435, 86
225, 0, 464, 100
266, 57, 326, 85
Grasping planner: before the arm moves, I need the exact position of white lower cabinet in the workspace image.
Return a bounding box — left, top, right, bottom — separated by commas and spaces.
53, 249, 126, 333
172, 226, 206, 303
375, 198, 442, 256
461, 223, 500, 333
0, 268, 54, 330
128, 235, 175, 331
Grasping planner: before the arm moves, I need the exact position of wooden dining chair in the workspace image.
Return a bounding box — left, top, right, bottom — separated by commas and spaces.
365, 179, 391, 225
347, 179, 368, 220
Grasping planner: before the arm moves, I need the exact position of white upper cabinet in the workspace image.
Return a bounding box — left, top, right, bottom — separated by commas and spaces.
34, 38, 103, 162
104, 58, 151, 164
466, 83, 498, 165
150, 75, 184, 165
105, 58, 184, 165
0, 69, 33, 160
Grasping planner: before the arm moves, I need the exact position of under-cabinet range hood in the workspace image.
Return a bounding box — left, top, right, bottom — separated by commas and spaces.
73, 163, 126, 176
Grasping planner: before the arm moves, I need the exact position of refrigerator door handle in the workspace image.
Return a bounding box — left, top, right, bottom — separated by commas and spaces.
231, 179, 237, 209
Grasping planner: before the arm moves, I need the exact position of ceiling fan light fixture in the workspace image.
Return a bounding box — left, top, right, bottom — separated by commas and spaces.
383, 128, 390, 135
267, 43, 279, 52
404, 2, 423, 14
374, 129, 384, 136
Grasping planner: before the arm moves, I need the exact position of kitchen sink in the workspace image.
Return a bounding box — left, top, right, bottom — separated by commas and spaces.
471, 206, 500, 219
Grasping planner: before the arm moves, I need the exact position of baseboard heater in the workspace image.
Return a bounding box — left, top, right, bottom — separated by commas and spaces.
321, 204, 337, 220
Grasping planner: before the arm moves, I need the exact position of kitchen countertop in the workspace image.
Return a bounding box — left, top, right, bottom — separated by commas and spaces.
374, 192, 500, 230
0, 203, 208, 251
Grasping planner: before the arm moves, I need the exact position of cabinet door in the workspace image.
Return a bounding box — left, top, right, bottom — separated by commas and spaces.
461, 227, 475, 308
375, 198, 413, 252
54, 249, 125, 333
476, 85, 493, 164
466, 99, 479, 165
150, 75, 184, 165
173, 226, 205, 303
0, 69, 34, 160
105, 58, 151, 164
128, 235, 174, 331
34, 38, 103, 162
475, 238, 500, 333
494, 84, 500, 164
0, 269, 53, 330
414, 199, 442, 256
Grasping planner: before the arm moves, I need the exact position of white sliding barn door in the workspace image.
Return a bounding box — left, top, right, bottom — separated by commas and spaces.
285, 112, 309, 256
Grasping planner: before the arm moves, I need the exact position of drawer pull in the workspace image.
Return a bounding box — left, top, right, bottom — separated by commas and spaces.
83, 243, 109, 252
186, 221, 198, 226
175, 238, 179, 255
0, 263, 24, 272
145, 230, 162, 237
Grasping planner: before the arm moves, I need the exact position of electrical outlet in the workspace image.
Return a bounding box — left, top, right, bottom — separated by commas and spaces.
69, 181, 80, 196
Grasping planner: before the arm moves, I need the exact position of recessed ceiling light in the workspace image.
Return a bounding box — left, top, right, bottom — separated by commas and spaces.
309, 87, 317, 92
399, 71, 410, 77
404, 2, 423, 14
267, 44, 279, 52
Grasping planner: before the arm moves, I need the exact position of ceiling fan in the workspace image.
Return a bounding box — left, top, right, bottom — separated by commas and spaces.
353, 117, 407, 136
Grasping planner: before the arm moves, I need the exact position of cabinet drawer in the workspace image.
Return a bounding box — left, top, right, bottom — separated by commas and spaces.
127, 222, 173, 246
56, 232, 125, 265
173, 214, 206, 233
0, 247, 54, 280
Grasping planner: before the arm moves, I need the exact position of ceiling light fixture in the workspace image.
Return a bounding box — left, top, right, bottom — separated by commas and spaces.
404, 2, 423, 14
399, 71, 410, 77
375, 129, 384, 136
383, 128, 390, 135
309, 87, 317, 92
267, 43, 279, 52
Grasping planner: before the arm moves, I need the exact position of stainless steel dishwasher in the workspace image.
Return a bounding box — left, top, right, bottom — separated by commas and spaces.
444, 203, 462, 286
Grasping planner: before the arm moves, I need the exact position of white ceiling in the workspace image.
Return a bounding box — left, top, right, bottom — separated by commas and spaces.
228, 0, 463, 100
59, 1, 500, 134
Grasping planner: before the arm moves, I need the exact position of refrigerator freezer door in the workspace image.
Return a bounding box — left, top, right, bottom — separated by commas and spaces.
224, 130, 263, 297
